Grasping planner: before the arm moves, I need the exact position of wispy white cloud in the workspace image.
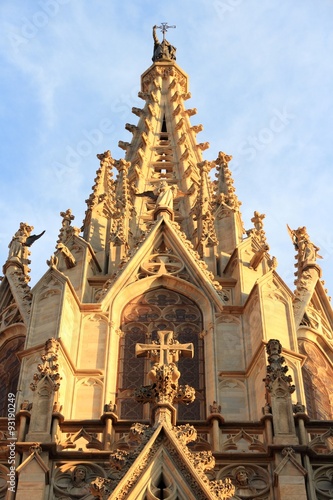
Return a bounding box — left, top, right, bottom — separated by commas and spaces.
0, 0, 332, 293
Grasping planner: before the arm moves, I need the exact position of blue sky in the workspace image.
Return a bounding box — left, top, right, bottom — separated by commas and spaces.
1, 1, 333, 297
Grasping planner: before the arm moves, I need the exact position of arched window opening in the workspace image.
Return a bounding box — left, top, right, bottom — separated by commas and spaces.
157, 475, 167, 499
0, 336, 25, 416
117, 288, 205, 420
161, 114, 167, 133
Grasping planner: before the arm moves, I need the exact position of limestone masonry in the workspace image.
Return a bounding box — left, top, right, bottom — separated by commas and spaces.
0, 27, 332, 500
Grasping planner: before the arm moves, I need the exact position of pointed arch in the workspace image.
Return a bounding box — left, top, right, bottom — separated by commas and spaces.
73, 377, 104, 419
0, 330, 25, 416
218, 378, 248, 420
299, 340, 333, 419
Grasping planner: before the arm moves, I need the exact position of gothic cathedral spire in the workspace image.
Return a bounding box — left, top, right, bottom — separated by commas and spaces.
0, 27, 332, 500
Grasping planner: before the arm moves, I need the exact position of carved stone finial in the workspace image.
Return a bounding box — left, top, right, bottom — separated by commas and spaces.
214, 152, 241, 212
247, 211, 268, 246
97, 149, 113, 166
30, 338, 61, 392
263, 339, 295, 394
52, 400, 62, 413
90, 477, 114, 499
109, 449, 129, 471
210, 400, 221, 414
57, 209, 80, 244
216, 151, 233, 166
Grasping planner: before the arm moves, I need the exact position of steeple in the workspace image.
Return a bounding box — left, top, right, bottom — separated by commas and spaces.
80, 26, 253, 282
1, 28, 332, 500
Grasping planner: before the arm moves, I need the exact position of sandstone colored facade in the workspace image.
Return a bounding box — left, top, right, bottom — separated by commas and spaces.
0, 28, 332, 499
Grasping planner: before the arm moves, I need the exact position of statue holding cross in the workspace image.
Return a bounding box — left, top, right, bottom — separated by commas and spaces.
134, 330, 196, 409
152, 23, 176, 62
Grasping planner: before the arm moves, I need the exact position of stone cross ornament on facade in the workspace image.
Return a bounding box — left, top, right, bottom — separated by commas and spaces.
135, 329, 193, 366
134, 330, 196, 421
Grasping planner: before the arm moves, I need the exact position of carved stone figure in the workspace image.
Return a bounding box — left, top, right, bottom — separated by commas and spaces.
292, 402, 306, 414
8, 223, 30, 260
218, 464, 270, 499
7, 222, 44, 263
210, 400, 221, 414
54, 464, 99, 499
70, 466, 91, 496
156, 180, 177, 209
30, 338, 61, 392
287, 225, 322, 266
104, 401, 116, 413
234, 466, 251, 486
135, 180, 179, 212
152, 25, 176, 62
20, 400, 32, 411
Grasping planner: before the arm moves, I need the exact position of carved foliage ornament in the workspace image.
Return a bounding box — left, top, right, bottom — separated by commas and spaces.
30, 338, 61, 392
134, 363, 196, 406
263, 339, 295, 394
209, 478, 236, 500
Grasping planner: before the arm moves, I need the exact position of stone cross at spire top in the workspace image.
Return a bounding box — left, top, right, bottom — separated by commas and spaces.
156, 22, 176, 41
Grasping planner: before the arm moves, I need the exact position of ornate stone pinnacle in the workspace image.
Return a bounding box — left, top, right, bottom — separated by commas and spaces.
30, 338, 61, 392
263, 339, 295, 394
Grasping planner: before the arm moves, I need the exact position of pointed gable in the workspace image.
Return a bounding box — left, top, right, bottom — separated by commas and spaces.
91, 423, 236, 500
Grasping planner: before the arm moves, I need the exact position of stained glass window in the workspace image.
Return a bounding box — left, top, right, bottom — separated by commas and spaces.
117, 288, 205, 420
0, 336, 25, 416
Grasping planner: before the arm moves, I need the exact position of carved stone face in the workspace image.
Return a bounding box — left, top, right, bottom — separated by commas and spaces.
73, 466, 86, 482
235, 467, 249, 486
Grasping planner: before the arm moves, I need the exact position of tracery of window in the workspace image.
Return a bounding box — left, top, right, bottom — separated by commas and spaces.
302, 367, 316, 419
300, 342, 333, 420
0, 336, 25, 416
117, 289, 205, 420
